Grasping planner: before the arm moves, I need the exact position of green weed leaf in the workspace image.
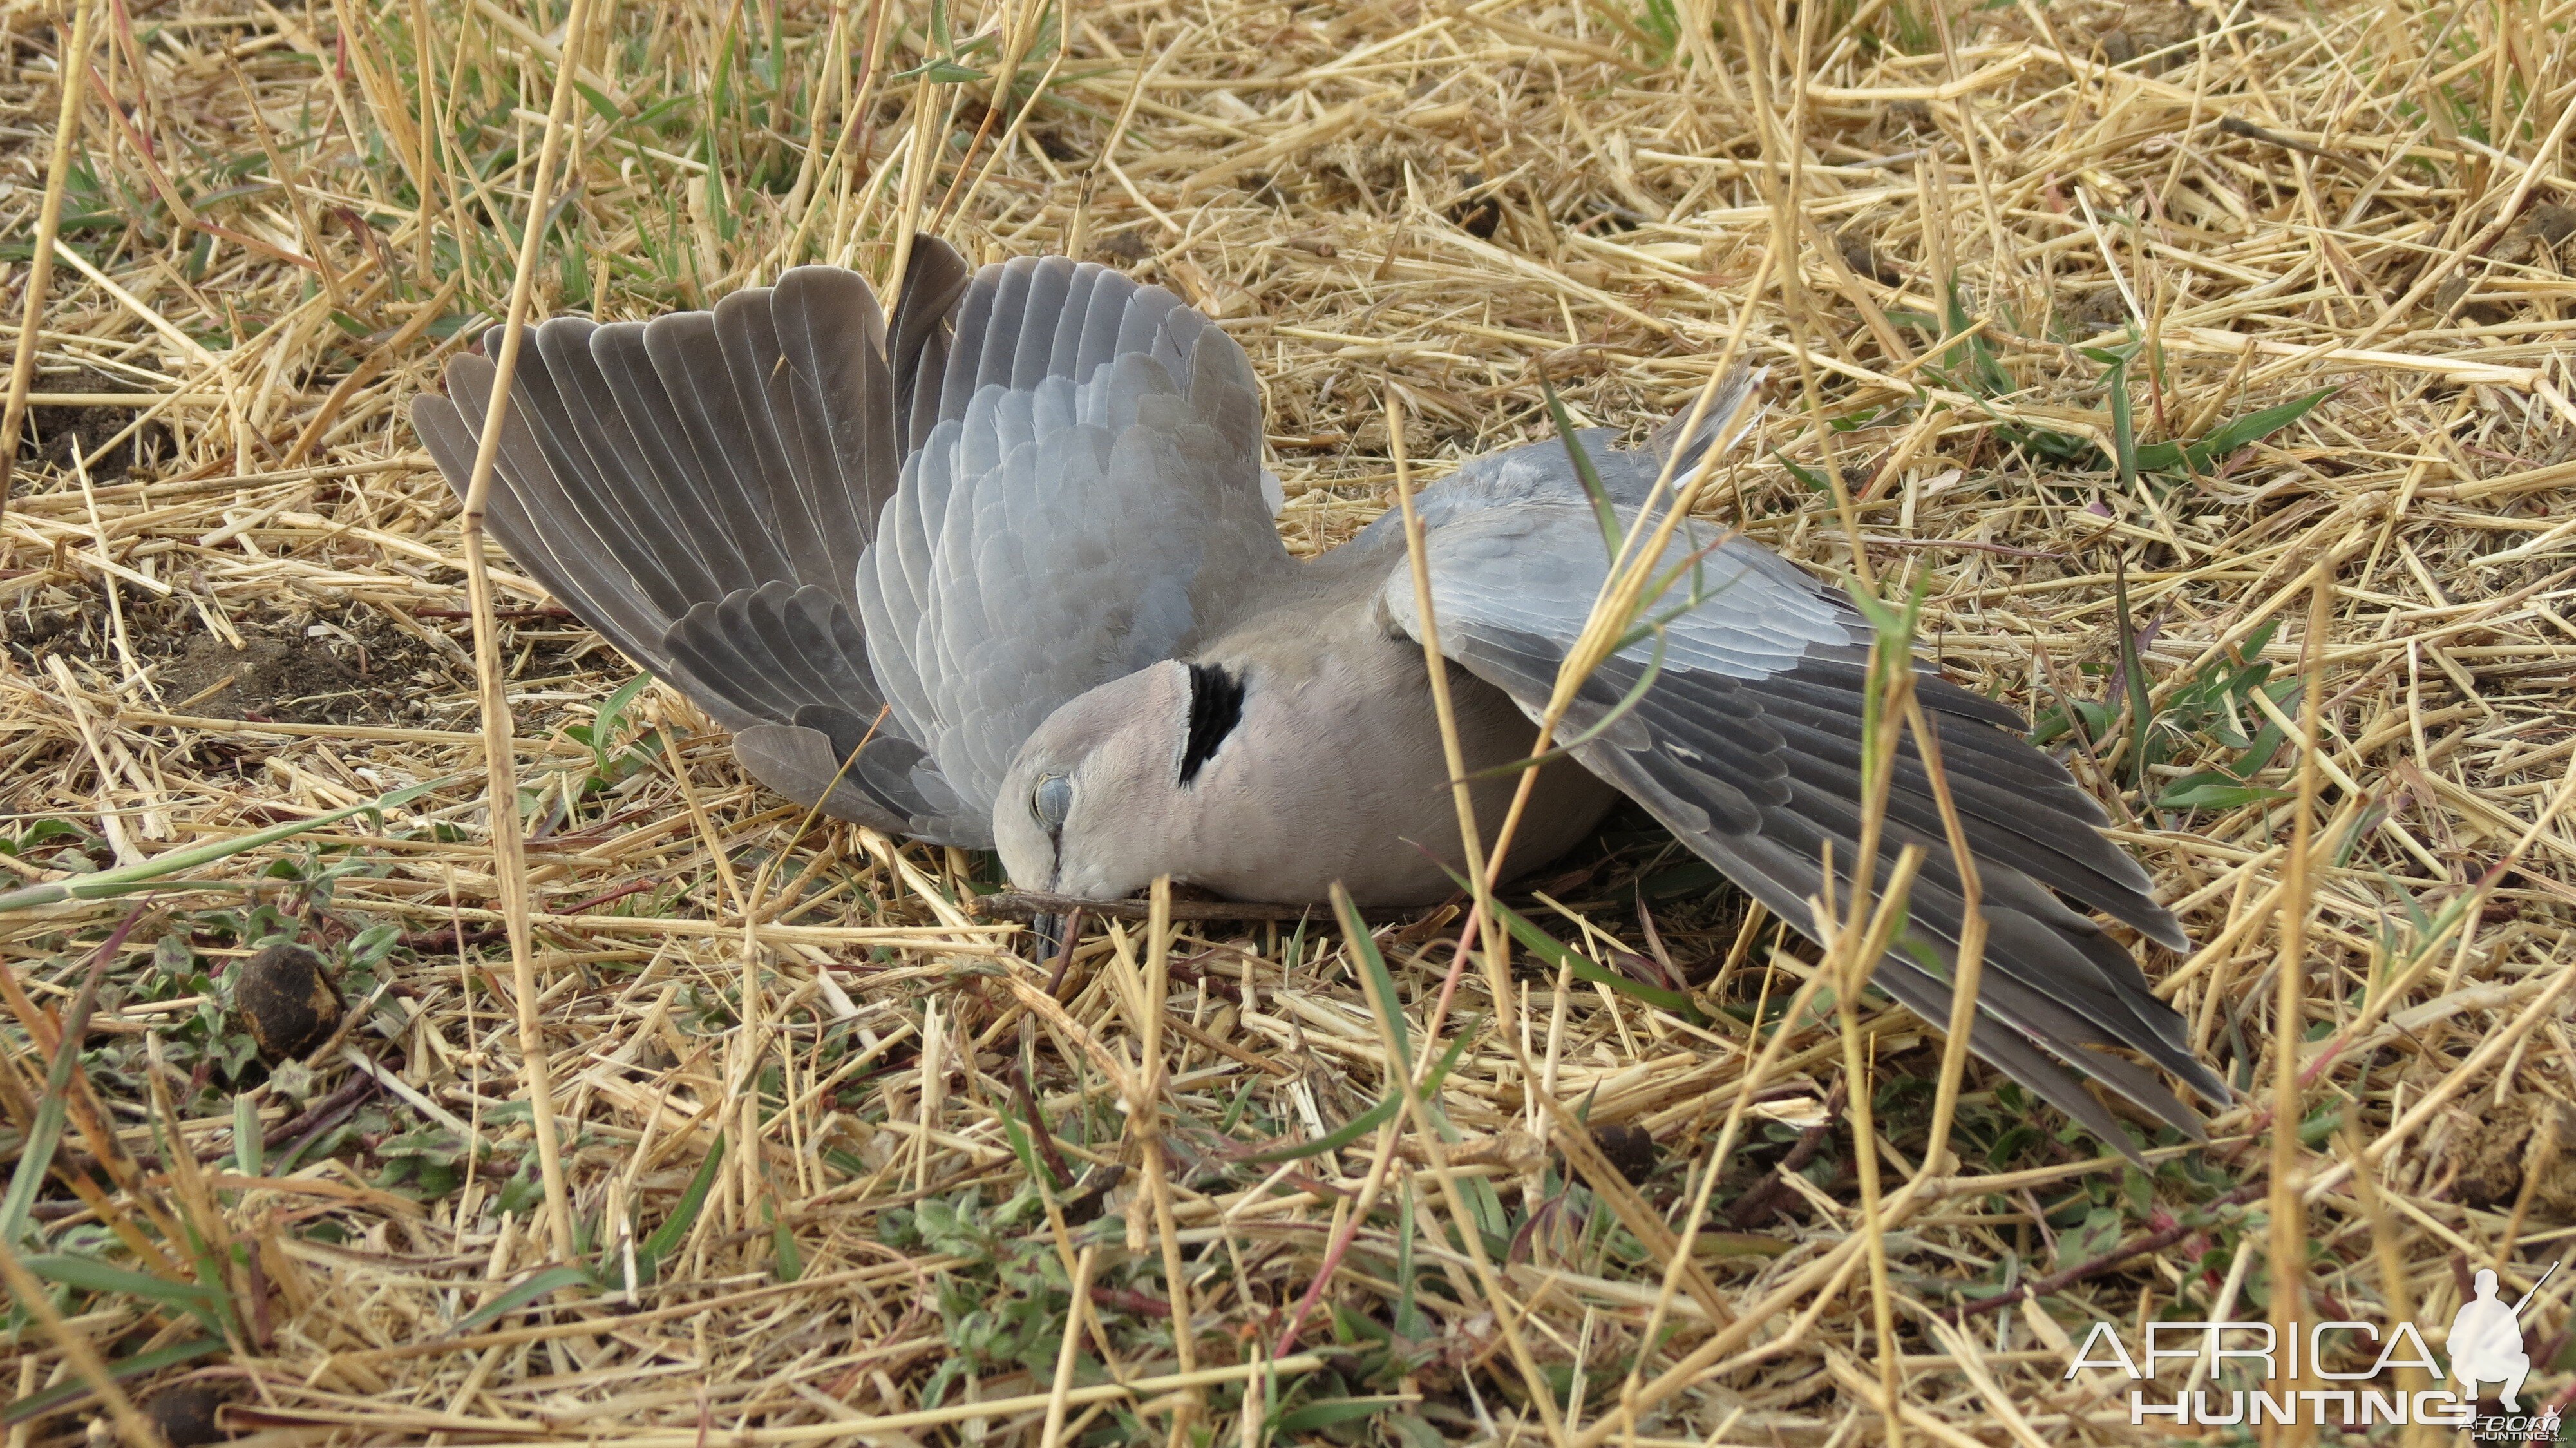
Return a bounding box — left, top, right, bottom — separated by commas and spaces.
453, 1264, 597, 1332
2183, 386, 2337, 470
636, 1132, 726, 1281
1236, 1035, 1472, 1165
1275, 1398, 1410, 1434
1539, 370, 1622, 557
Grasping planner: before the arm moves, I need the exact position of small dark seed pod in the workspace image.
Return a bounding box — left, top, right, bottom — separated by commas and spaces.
236, 942, 343, 1061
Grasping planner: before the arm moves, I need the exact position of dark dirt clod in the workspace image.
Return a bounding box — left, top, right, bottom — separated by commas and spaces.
2524, 204, 2576, 247
146, 1384, 229, 1447
1593, 1123, 1658, 1185
1839, 235, 1899, 285
1061, 1163, 1127, 1225
2063, 286, 2133, 337
236, 942, 343, 1061
2099, 2, 2200, 70
1093, 229, 1153, 265
1448, 173, 1502, 240
2450, 1096, 2576, 1219
2492, 203, 2576, 268
2431, 275, 2514, 327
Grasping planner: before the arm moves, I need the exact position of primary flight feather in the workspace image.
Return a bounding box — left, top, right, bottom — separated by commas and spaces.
414, 241, 2228, 1153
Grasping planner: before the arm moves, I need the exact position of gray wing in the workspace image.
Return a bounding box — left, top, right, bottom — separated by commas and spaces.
413, 245, 978, 839
412, 243, 1282, 846
1380, 432, 2226, 1157
854, 254, 1286, 817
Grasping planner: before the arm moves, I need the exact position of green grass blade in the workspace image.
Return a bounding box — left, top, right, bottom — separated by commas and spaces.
0, 1072, 75, 1250
2112, 553, 2152, 811
1394, 1178, 1425, 1340
0, 954, 118, 1246
233, 1091, 261, 1178
2130, 439, 2184, 471
20, 1254, 227, 1304
893, 57, 990, 82
1456, 634, 1665, 781
1539, 370, 1623, 557
1276, 1398, 1410, 1434
2183, 386, 2338, 471
1236, 1035, 1472, 1165
21, 1254, 229, 1335
2103, 352, 2137, 488
1770, 448, 1829, 492
1337, 884, 1481, 1175
636, 1132, 726, 1279
2157, 777, 2293, 810
588, 672, 654, 778
1333, 884, 1412, 1066
0, 776, 454, 912
453, 1264, 596, 1333
1942, 276, 2014, 397
573, 80, 621, 125
768, 1203, 800, 1284
992, 1091, 1047, 1186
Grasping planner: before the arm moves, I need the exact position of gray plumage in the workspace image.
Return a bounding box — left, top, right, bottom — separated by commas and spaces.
413, 240, 2228, 1154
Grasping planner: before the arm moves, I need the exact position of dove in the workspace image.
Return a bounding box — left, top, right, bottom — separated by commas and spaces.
414, 240, 2227, 1150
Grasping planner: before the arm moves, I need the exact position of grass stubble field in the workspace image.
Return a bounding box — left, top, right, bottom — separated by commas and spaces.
2, 0, 2575, 1443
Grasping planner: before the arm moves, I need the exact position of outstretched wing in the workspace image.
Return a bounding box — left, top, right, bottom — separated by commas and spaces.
1379, 429, 2226, 1154
414, 248, 975, 838
413, 243, 1282, 845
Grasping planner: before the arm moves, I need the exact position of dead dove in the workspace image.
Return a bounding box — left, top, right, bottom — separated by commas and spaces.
414, 240, 2227, 1149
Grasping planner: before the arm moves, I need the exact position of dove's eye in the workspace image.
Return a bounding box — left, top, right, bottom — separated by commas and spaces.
1032, 774, 1072, 834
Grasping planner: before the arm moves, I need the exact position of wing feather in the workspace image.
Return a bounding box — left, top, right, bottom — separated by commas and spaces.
851, 262, 1285, 815
416, 243, 981, 838
1385, 425, 2221, 1157
528, 319, 726, 613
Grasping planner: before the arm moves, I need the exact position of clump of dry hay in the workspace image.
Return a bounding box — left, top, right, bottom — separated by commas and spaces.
3, 0, 2574, 1443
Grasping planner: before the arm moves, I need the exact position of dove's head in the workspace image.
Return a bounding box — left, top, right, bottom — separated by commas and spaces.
992, 660, 1249, 901
991, 645, 1618, 921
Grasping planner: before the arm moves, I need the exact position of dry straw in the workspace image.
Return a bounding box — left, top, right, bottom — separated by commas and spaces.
3, 0, 2575, 1443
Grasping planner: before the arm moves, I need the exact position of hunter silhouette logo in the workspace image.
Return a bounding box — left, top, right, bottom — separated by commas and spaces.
2448, 1266, 2541, 1412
